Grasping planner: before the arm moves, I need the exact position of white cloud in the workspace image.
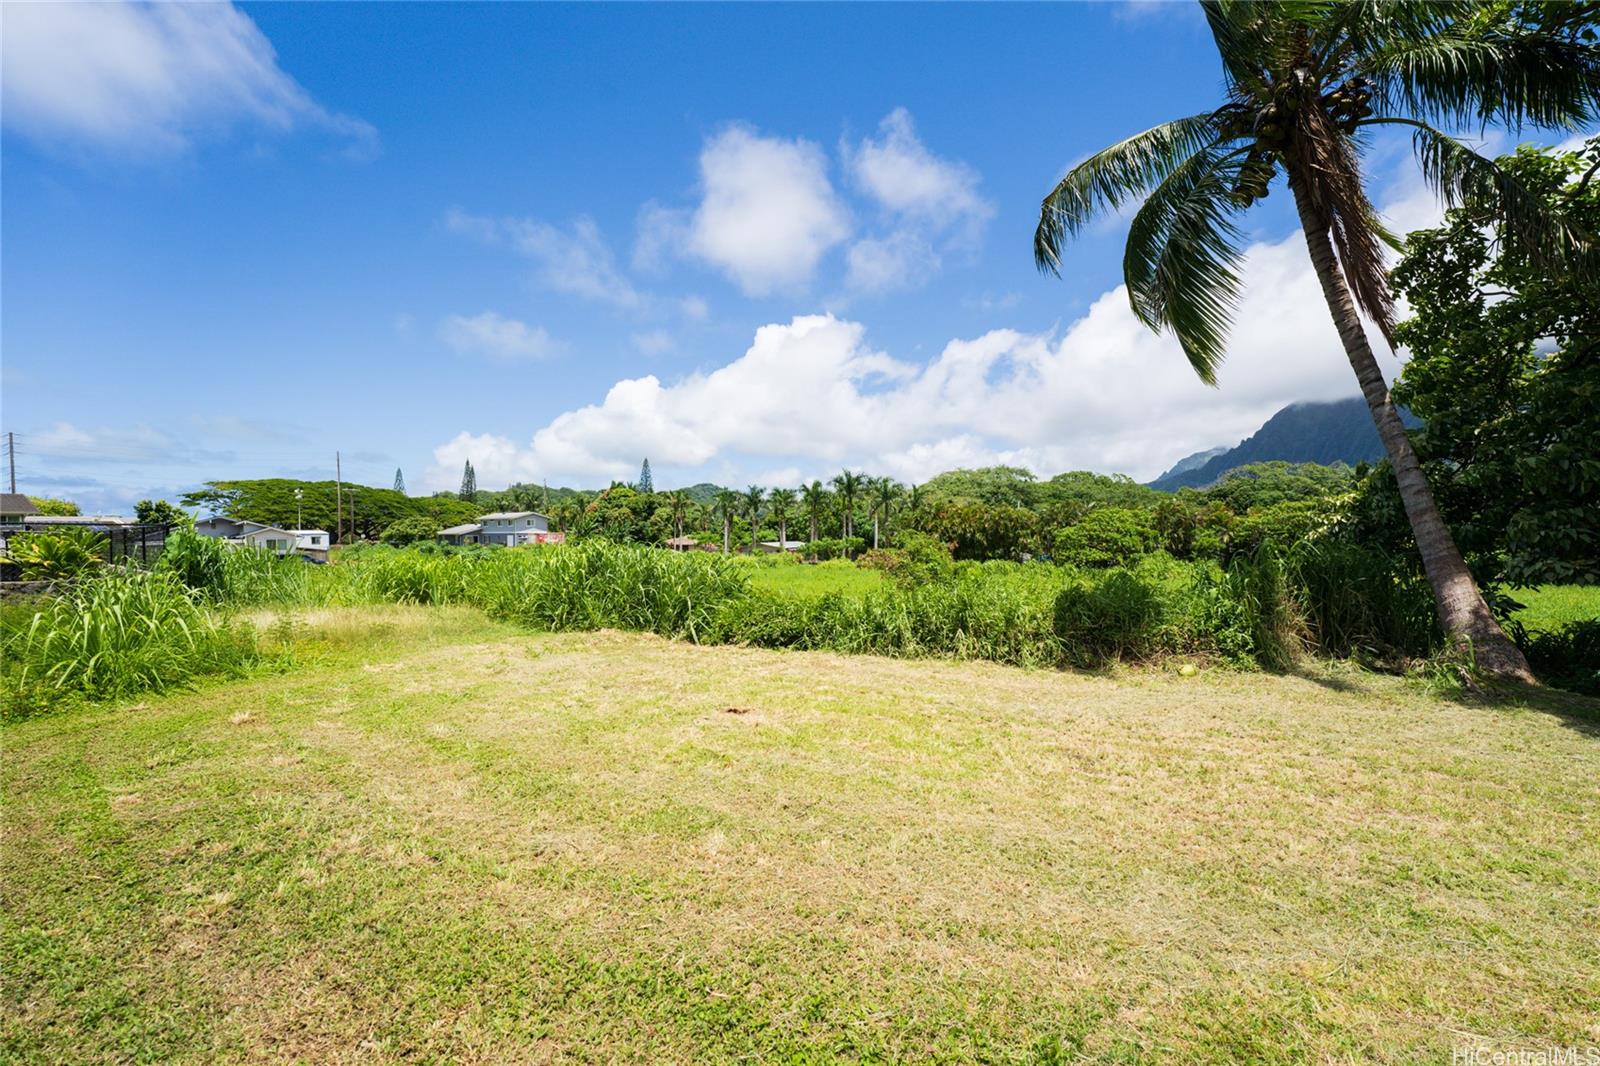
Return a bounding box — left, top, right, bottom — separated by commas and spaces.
679, 126, 852, 296
439, 312, 562, 362
679, 295, 711, 322
446, 209, 642, 309
631, 330, 676, 356
844, 230, 939, 295
0, 2, 376, 158
425, 220, 1398, 492
844, 108, 991, 227
840, 109, 993, 295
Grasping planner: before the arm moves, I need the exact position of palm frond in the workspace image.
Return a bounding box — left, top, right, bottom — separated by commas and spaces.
1296, 103, 1396, 341
1035, 114, 1222, 274
1362, 25, 1600, 131
1376, 117, 1592, 270
1123, 146, 1251, 384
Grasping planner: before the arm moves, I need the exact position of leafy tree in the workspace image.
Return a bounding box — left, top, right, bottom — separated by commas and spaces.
380, 516, 441, 546
742, 485, 766, 552
667, 490, 691, 539
909, 502, 1039, 562
459, 460, 476, 502
919, 466, 1039, 508
134, 499, 187, 526
801, 480, 830, 543
181, 479, 478, 542
768, 487, 796, 548
1034, 2, 1597, 679
26, 497, 79, 516
1199, 462, 1354, 512
1052, 508, 1159, 568
638, 458, 654, 494
1389, 138, 1600, 587
393, 468, 407, 495
1039, 471, 1162, 511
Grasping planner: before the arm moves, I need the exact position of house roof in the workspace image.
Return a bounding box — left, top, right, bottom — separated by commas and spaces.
291, 529, 330, 536
0, 493, 36, 515
437, 523, 483, 536
478, 511, 548, 521
239, 525, 295, 539
761, 540, 807, 549
23, 515, 141, 526
665, 536, 699, 546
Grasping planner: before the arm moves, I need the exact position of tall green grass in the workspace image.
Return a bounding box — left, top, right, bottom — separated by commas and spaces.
2, 570, 257, 713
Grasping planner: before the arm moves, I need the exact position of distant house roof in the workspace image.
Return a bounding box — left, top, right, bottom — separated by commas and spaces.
478, 511, 548, 521
665, 536, 699, 547
239, 525, 295, 539
291, 529, 330, 536
23, 515, 141, 527
0, 493, 36, 515
437, 523, 483, 537
761, 540, 807, 550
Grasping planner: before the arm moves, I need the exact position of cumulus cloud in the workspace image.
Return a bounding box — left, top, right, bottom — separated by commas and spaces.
425, 219, 1399, 492
840, 108, 993, 294
1, 2, 376, 158
446, 209, 643, 309
646, 125, 853, 296
439, 312, 562, 362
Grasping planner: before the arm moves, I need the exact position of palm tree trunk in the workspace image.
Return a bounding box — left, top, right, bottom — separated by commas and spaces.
873, 514, 880, 549
722, 517, 730, 554
1287, 174, 1532, 682
810, 512, 818, 543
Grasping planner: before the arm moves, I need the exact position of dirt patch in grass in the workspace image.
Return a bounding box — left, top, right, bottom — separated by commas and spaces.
4, 617, 1598, 1063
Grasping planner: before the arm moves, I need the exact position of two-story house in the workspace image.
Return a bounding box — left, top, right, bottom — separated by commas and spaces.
476, 511, 552, 546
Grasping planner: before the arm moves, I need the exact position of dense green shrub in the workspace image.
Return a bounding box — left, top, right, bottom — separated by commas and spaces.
1228, 499, 1335, 558
2, 570, 257, 708
1519, 619, 1600, 696
380, 516, 442, 546
1052, 508, 1158, 568
1287, 541, 1438, 661
1, 527, 108, 581
805, 537, 865, 561
1053, 569, 1170, 665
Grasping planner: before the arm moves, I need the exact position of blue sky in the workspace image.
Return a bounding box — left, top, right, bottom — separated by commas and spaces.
0, 2, 1548, 512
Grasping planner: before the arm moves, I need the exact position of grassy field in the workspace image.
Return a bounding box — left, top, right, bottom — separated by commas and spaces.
739, 558, 885, 598
4, 605, 1598, 1064
1512, 584, 1600, 633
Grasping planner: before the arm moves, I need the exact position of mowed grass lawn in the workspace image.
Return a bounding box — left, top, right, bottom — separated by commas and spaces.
1512, 584, 1600, 634
4, 607, 1598, 1063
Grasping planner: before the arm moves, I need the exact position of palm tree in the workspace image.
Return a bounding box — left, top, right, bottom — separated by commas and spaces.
1034, 3, 1597, 681
801, 480, 829, 544
668, 490, 690, 540
831, 470, 865, 541
768, 487, 797, 550
870, 477, 902, 549
743, 485, 766, 553
714, 489, 740, 554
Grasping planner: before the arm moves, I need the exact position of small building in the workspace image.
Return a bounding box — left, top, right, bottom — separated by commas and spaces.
292, 529, 330, 562
759, 539, 807, 553
195, 516, 251, 539
0, 493, 35, 525
476, 511, 551, 546
665, 535, 699, 551
437, 522, 483, 545
239, 525, 299, 555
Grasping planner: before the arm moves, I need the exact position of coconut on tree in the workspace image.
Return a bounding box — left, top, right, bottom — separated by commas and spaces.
1034, 1, 1598, 682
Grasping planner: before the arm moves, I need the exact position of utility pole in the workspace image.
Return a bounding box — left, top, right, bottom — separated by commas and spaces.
6, 432, 15, 494
335, 451, 343, 544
